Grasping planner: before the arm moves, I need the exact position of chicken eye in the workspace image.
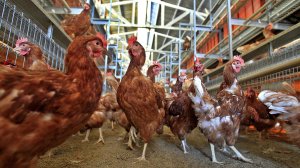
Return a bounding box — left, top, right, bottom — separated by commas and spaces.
96, 41, 100, 45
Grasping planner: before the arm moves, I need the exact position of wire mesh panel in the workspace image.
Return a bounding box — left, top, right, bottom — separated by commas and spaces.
205, 40, 300, 91
0, 0, 66, 71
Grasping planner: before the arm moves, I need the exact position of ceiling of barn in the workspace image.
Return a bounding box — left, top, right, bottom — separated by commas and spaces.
32, 0, 218, 62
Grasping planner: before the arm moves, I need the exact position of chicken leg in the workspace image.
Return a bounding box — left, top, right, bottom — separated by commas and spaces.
181, 138, 190, 154
210, 143, 224, 164
229, 146, 253, 163
128, 132, 134, 150
82, 129, 91, 142
95, 128, 105, 144
136, 143, 148, 161
128, 126, 138, 149
111, 121, 115, 130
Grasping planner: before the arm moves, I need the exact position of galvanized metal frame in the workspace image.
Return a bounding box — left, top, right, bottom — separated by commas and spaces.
0, 0, 65, 70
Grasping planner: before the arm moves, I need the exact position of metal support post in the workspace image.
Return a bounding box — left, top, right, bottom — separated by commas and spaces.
47, 24, 53, 39
193, 0, 197, 61
226, 0, 233, 59
103, 55, 108, 94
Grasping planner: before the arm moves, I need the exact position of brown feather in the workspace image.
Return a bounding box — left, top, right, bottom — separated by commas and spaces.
117, 41, 164, 144
0, 34, 106, 167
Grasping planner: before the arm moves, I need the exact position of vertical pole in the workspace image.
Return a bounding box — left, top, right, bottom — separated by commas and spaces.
5, 5, 16, 60
47, 24, 53, 39
0, 0, 7, 29
104, 55, 108, 94
132, 2, 136, 24
267, 0, 273, 57
193, 0, 197, 61
226, 0, 233, 59
107, 0, 112, 38
178, 24, 182, 76
209, 0, 212, 28
115, 20, 120, 77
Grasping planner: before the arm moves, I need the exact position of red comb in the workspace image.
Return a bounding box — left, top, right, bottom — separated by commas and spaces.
16, 37, 28, 47
96, 32, 107, 48
128, 35, 137, 46
233, 55, 245, 66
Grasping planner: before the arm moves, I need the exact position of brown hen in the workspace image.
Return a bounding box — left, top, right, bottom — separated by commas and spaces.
241, 87, 276, 139
167, 58, 203, 153
117, 36, 165, 160
147, 61, 165, 134
61, 3, 91, 39
0, 34, 107, 168
13, 38, 49, 70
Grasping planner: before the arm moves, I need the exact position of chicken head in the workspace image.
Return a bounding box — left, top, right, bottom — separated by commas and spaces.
84, 3, 90, 11
152, 61, 162, 76
246, 87, 256, 99
179, 71, 187, 82
127, 36, 145, 66
86, 33, 107, 58
232, 55, 245, 73
14, 38, 32, 56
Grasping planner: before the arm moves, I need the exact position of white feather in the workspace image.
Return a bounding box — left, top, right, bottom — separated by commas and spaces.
201, 116, 231, 130
194, 76, 204, 98
258, 90, 299, 107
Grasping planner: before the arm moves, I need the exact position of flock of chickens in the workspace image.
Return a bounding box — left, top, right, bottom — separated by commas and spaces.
0, 3, 299, 168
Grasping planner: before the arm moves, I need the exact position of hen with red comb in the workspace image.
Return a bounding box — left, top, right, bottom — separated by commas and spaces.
128, 35, 137, 46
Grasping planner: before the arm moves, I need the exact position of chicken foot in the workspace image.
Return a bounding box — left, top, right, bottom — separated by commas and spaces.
95, 128, 105, 144
82, 129, 91, 142
136, 143, 148, 162
128, 126, 139, 149
210, 143, 224, 164
229, 146, 253, 163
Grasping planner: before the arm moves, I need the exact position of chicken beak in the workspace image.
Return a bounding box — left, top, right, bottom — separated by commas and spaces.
13, 46, 21, 54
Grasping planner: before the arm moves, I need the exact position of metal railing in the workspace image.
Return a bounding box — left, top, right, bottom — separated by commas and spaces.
205, 40, 300, 90
0, 0, 66, 70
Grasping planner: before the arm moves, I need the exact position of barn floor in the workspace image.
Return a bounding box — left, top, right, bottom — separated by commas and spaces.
38, 123, 300, 168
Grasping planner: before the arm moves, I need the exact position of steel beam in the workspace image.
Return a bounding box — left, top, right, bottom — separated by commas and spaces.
231, 18, 292, 30
105, 6, 131, 25
44, 7, 83, 14
155, 32, 184, 42
165, 11, 190, 27
110, 31, 137, 37
196, 53, 229, 60
226, 0, 233, 59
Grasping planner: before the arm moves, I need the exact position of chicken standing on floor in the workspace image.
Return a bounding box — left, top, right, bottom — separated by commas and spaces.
147, 61, 165, 134
0, 33, 107, 168
81, 72, 123, 143
189, 56, 253, 164
241, 87, 277, 139
168, 58, 203, 154
117, 36, 165, 161
13, 38, 50, 70
81, 102, 106, 144
170, 72, 187, 97
61, 3, 91, 39
258, 82, 300, 146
